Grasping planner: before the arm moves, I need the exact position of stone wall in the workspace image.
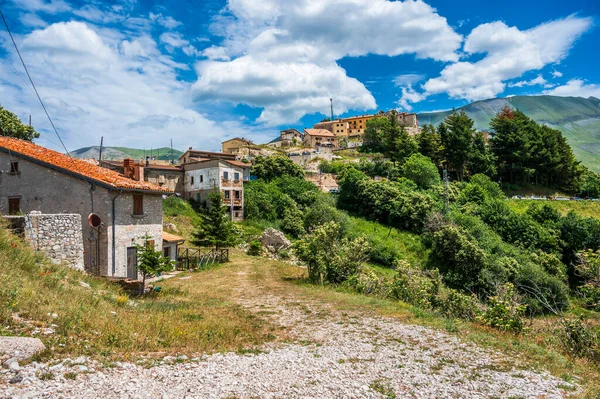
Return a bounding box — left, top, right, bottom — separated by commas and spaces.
4, 213, 85, 271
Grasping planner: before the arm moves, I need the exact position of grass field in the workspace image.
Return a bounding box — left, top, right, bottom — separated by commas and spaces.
507, 199, 600, 220
0, 225, 276, 361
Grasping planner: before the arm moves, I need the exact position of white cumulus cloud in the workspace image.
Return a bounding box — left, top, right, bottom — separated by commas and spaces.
543, 79, 600, 98
193, 0, 462, 125
0, 20, 260, 151
399, 15, 592, 108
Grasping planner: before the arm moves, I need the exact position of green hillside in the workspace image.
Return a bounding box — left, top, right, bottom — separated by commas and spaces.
417, 95, 600, 171
71, 146, 183, 161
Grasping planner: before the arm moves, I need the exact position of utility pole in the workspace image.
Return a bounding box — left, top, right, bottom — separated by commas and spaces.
170, 139, 174, 164
443, 168, 449, 214
98, 136, 104, 162
29, 115, 31, 127
330, 98, 334, 121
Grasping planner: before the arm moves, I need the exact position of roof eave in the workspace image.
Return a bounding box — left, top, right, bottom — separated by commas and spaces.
0, 148, 172, 195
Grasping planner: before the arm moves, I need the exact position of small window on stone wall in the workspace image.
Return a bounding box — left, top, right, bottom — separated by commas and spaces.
133, 195, 143, 216
9, 161, 18, 174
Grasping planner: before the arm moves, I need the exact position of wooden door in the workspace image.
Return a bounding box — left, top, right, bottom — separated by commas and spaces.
8, 198, 20, 215
126, 247, 138, 280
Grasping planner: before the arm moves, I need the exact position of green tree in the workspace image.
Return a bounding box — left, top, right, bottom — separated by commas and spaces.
416, 124, 442, 165
0, 105, 39, 141
193, 191, 239, 250
362, 116, 391, 153
468, 132, 496, 177
441, 110, 475, 181
401, 153, 441, 189
390, 126, 418, 164
135, 234, 175, 295
251, 156, 305, 181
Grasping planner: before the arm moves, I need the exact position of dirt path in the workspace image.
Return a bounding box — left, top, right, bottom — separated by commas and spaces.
1, 258, 577, 398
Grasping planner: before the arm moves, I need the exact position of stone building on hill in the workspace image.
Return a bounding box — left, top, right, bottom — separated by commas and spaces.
0, 137, 172, 279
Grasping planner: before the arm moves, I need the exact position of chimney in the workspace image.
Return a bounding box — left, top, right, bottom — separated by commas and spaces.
133, 165, 144, 182
123, 158, 135, 179
146, 156, 150, 167
189, 147, 193, 150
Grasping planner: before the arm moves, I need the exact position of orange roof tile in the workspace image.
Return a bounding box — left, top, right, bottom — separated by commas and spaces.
304, 128, 335, 137
162, 232, 185, 243
224, 160, 250, 168
0, 137, 172, 193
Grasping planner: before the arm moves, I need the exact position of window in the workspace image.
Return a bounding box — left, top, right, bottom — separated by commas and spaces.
190, 176, 194, 185
133, 195, 143, 216
234, 172, 240, 181
234, 190, 241, 199
200, 175, 204, 183
223, 171, 229, 181
9, 161, 18, 174
8, 198, 20, 215
224, 190, 231, 199
164, 246, 170, 258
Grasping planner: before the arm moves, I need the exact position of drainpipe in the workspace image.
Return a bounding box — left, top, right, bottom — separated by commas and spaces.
111, 190, 123, 276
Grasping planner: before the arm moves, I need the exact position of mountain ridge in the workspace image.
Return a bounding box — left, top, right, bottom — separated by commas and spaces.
71, 146, 184, 161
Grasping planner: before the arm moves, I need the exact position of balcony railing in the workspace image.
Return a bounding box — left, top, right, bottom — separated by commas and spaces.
221, 178, 243, 187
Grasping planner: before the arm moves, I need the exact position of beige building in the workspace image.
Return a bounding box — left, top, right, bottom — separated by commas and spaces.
303, 129, 338, 149
221, 137, 254, 154
313, 110, 420, 139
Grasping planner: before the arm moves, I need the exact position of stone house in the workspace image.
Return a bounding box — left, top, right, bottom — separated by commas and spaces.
182, 159, 250, 221
0, 137, 172, 279
303, 129, 338, 149
221, 138, 254, 155
162, 231, 185, 263
100, 159, 184, 194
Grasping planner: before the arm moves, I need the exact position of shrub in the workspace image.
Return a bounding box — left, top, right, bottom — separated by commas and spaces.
439, 288, 481, 321
247, 241, 262, 256
469, 174, 505, 200
514, 262, 570, 315
401, 153, 441, 190
575, 250, 600, 311
345, 269, 389, 297
389, 260, 441, 309
478, 283, 526, 333
251, 156, 305, 181
429, 224, 487, 291
281, 207, 305, 238
303, 197, 349, 234
560, 318, 600, 362
294, 222, 370, 284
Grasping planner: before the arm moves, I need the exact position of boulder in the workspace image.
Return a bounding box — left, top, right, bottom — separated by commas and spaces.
0, 337, 46, 363
259, 228, 291, 252
164, 223, 179, 233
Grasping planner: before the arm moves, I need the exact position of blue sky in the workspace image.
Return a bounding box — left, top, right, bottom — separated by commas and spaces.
0, 0, 598, 152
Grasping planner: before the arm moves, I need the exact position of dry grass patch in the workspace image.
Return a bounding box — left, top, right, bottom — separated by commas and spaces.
0, 227, 276, 361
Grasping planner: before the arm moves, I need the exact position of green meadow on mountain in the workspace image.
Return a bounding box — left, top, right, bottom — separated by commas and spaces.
418, 95, 600, 171
71, 146, 184, 161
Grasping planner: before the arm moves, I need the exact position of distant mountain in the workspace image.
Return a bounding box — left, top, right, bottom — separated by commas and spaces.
417, 95, 600, 172
71, 146, 184, 161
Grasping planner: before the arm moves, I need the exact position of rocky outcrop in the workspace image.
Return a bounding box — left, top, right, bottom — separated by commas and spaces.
259, 228, 291, 252
0, 337, 46, 364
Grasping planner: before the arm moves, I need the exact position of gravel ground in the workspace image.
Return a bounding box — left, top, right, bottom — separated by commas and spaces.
0, 267, 578, 399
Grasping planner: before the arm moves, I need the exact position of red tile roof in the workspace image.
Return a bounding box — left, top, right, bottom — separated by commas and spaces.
0, 137, 172, 193
304, 128, 335, 137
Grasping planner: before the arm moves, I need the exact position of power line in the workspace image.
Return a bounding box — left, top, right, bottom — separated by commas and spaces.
0, 8, 71, 157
